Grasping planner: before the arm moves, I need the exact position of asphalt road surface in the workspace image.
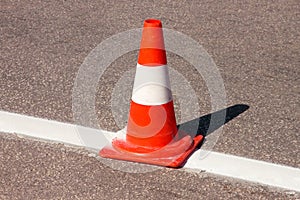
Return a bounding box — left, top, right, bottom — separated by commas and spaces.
1, 0, 299, 199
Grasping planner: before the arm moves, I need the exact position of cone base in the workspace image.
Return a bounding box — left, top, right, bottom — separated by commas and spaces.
99, 134, 203, 168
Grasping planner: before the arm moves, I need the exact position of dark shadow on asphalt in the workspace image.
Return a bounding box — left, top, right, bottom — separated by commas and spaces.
175, 104, 249, 168
177, 104, 250, 138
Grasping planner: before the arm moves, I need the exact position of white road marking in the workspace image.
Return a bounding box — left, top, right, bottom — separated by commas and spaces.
1, 110, 299, 192
186, 151, 300, 192
0, 110, 115, 150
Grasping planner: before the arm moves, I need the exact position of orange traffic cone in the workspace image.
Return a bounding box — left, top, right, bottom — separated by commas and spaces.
99, 19, 203, 167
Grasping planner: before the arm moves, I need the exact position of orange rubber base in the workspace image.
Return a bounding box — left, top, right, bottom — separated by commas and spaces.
99, 133, 203, 168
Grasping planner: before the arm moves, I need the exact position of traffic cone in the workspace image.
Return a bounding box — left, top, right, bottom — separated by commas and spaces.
99, 19, 203, 167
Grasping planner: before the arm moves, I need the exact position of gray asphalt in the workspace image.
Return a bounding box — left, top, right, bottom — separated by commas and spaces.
1, 133, 298, 199
1, 0, 300, 199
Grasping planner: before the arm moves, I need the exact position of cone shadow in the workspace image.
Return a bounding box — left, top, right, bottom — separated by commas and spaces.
177, 104, 250, 138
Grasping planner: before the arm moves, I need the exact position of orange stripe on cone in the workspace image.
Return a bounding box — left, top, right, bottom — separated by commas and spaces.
116, 100, 177, 153
138, 19, 167, 66
99, 19, 204, 167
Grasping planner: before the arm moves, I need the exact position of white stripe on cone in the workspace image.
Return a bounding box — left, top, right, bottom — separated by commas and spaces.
132, 64, 173, 105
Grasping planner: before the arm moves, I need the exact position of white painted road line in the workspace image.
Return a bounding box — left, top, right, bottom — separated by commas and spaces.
186, 151, 300, 192
0, 110, 116, 150
1, 110, 299, 192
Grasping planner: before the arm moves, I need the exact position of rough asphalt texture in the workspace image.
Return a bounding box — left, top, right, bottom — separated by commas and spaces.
1, 0, 299, 199
1, 133, 299, 199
